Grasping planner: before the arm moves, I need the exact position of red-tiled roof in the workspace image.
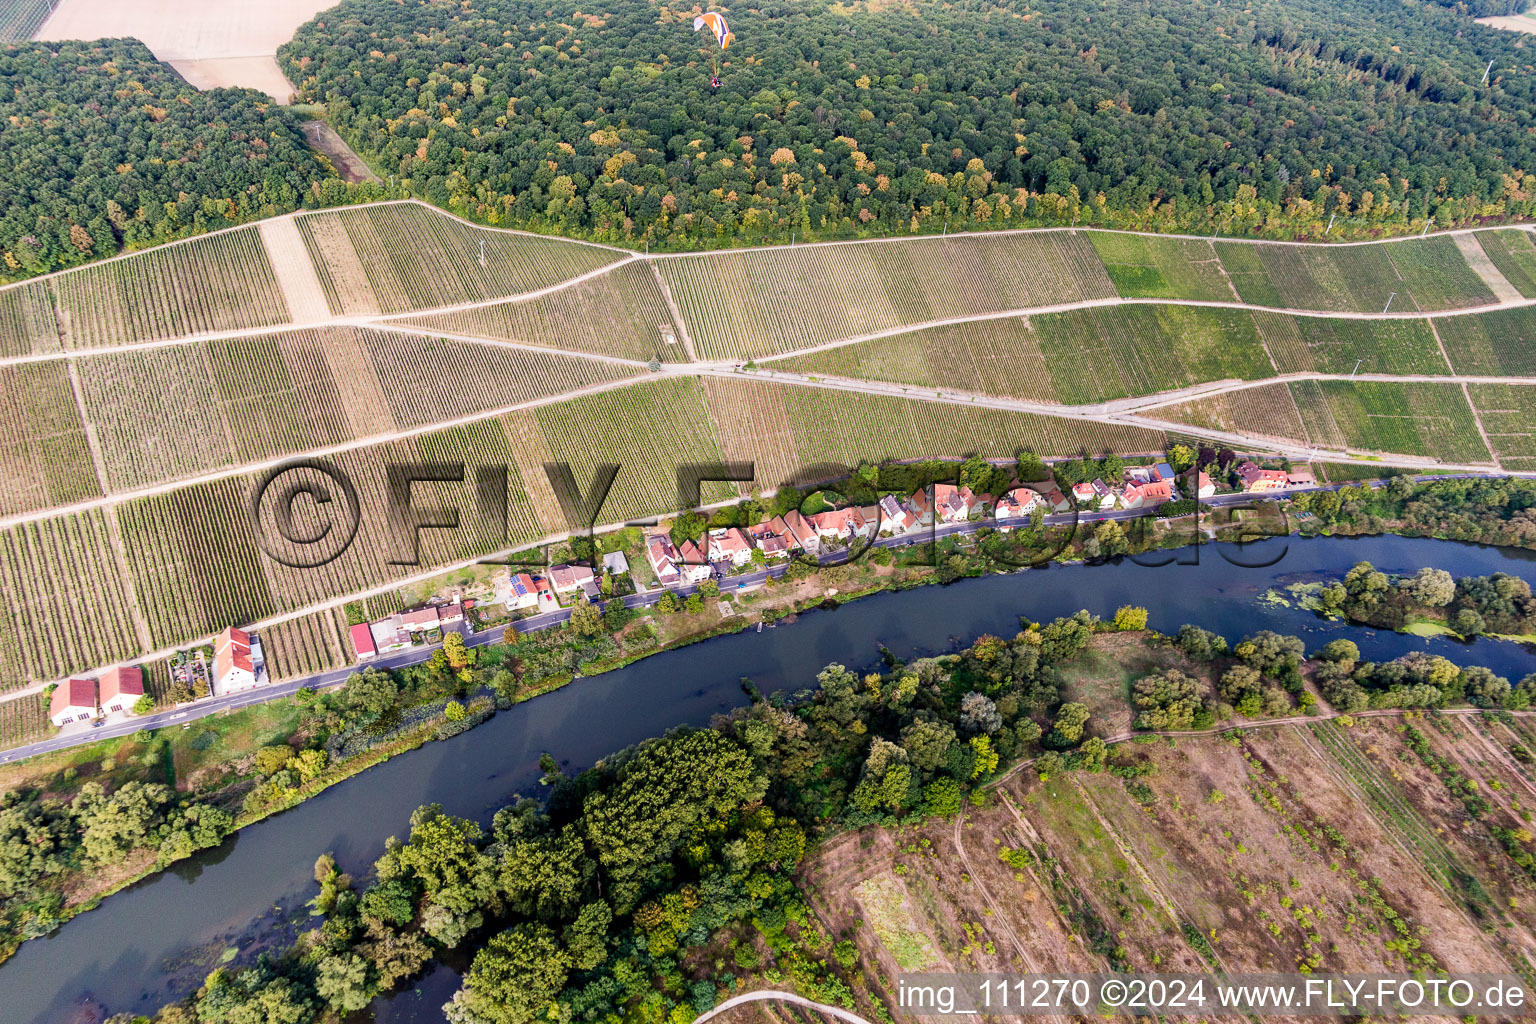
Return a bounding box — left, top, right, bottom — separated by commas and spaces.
214, 626, 254, 681
50, 677, 95, 717
98, 666, 143, 703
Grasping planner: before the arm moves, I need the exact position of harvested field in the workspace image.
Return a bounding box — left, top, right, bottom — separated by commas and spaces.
1087, 232, 1236, 301
659, 232, 1116, 361
394, 261, 684, 362
296, 203, 623, 315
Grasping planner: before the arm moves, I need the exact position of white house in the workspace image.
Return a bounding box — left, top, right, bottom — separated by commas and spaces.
214, 626, 262, 696
646, 534, 683, 586
707, 528, 755, 567
603, 550, 629, 576
98, 666, 144, 717
49, 677, 96, 727
549, 564, 597, 594
677, 540, 713, 583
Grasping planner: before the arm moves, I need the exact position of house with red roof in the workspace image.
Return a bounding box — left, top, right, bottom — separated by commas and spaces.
99, 666, 144, 717
214, 626, 262, 696
780, 509, 820, 553
707, 527, 755, 567
677, 540, 712, 583
1121, 480, 1173, 509
645, 534, 682, 586
350, 622, 377, 660
49, 677, 96, 727
1236, 460, 1289, 492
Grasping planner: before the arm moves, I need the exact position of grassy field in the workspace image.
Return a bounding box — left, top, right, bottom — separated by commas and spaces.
1472, 230, 1536, 298
1436, 306, 1536, 375
54, 227, 291, 349
1292, 381, 1492, 462
397, 260, 687, 362
658, 232, 1116, 361
1466, 383, 1536, 464
775, 305, 1273, 405
0, 361, 100, 516
1216, 237, 1492, 312
1086, 232, 1235, 301
1253, 311, 1450, 375
296, 203, 623, 316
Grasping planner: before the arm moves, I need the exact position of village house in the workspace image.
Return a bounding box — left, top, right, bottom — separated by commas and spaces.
878, 494, 917, 534
214, 626, 263, 696
1236, 460, 1289, 492
1040, 483, 1072, 513
350, 622, 378, 660
1286, 469, 1317, 487
646, 534, 683, 586
1092, 479, 1114, 505
811, 506, 872, 541
707, 527, 755, 567
1195, 471, 1216, 499
603, 551, 629, 576
49, 677, 96, 727
400, 607, 442, 634
1071, 481, 1109, 511
780, 509, 820, 554
506, 572, 558, 610
993, 489, 1042, 530
1121, 479, 1173, 510
677, 540, 713, 583
369, 616, 413, 654
549, 564, 597, 594
98, 666, 144, 717
438, 602, 465, 626
747, 518, 794, 560
931, 483, 978, 524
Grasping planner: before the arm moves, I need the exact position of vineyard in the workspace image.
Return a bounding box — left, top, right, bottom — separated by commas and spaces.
0, 508, 141, 689
395, 261, 684, 362
702, 376, 1166, 473
0, 361, 99, 516
1436, 306, 1536, 375
1146, 383, 1309, 444
1030, 304, 1274, 404
0, 0, 53, 41
1086, 232, 1235, 301
1251, 312, 1450, 375
658, 231, 1116, 361
0, 693, 48, 747
1291, 381, 1492, 462
261, 608, 350, 682
1215, 236, 1492, 312
1466, 383, 1536, 466
203, 328, 360, 463
295, 202, 623, 316
53, 227, 291, 349
525, 376, 734, 523
0, 279, 60, 357
1473, 230, 1536, 298
772, 316, 1058, 403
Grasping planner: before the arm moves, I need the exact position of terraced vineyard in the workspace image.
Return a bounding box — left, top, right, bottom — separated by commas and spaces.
54, 227, 291, 349
1472, 230, 1536, 299
0, 279, 59, 357
0, 362, 100, 516
204, 328, 361, 463
1148, 383, 1308, 443
395, 261, 683, 361
1291, 381, 1492, 462
262, 608, 350, 682
0, 509, 141, 688
1466, 383, 1536, 467
659, 232, 1116, 361
1436, 307, 1536, 375
296, 203, 623, 316
1253, 312, 1451, 375
1087, 232, 1235, 301
0, 694, 48, 747
1216, 236, 1493, 312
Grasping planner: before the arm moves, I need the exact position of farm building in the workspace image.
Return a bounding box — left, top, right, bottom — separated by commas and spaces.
49, 678, 96, 727
214, 626, 264, 696
98, 666, 144, 717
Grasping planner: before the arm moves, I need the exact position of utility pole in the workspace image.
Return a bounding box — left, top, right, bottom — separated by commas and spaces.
1351, 358, 1362, 379
1326, 213, 1336, 235
1382, 292, 1397, 314
478, 239, 486, 268
1484, 58, 1495, 85
1421, 216, 1433, 238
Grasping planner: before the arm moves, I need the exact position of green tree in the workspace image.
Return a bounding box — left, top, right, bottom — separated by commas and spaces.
568, 603, 603, 637
449, 923, 571, 1024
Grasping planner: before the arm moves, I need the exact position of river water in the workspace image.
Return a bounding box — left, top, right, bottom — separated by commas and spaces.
10, 535, 1536, 1023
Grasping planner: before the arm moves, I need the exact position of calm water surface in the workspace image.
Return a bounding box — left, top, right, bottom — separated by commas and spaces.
9, 535, 1536, 1023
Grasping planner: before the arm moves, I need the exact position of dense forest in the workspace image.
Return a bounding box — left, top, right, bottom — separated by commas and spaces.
0, 39, 357, 280
279, 0, 1536, 249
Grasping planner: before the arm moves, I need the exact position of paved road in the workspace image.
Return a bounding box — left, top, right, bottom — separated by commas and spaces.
0, 470, 1491, 766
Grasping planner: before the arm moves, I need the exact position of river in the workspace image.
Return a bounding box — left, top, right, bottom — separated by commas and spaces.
10, 534, 1536, 1023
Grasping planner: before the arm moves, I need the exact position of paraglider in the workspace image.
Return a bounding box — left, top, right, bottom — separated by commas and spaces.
693, 11, 732, 88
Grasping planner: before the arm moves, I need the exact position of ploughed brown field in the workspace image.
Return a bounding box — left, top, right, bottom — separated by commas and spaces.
796, 714, 1536, 1023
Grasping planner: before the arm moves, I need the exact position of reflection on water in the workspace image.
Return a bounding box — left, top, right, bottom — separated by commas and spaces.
9, 535, 1536, 1023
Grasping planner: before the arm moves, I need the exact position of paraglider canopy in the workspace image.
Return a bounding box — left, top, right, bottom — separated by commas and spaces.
693, 11, 732, 88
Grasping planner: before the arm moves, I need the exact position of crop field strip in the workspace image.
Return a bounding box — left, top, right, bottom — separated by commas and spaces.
1289, 380, 1493, 462
0, 361, 100, 517
1471, 230, 1536, 299
658, 231, 1117, 361
1086, 232, 1235, 301
295, 202, 623, 316
52, 226, 291, 349
394, 260, 686, 362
